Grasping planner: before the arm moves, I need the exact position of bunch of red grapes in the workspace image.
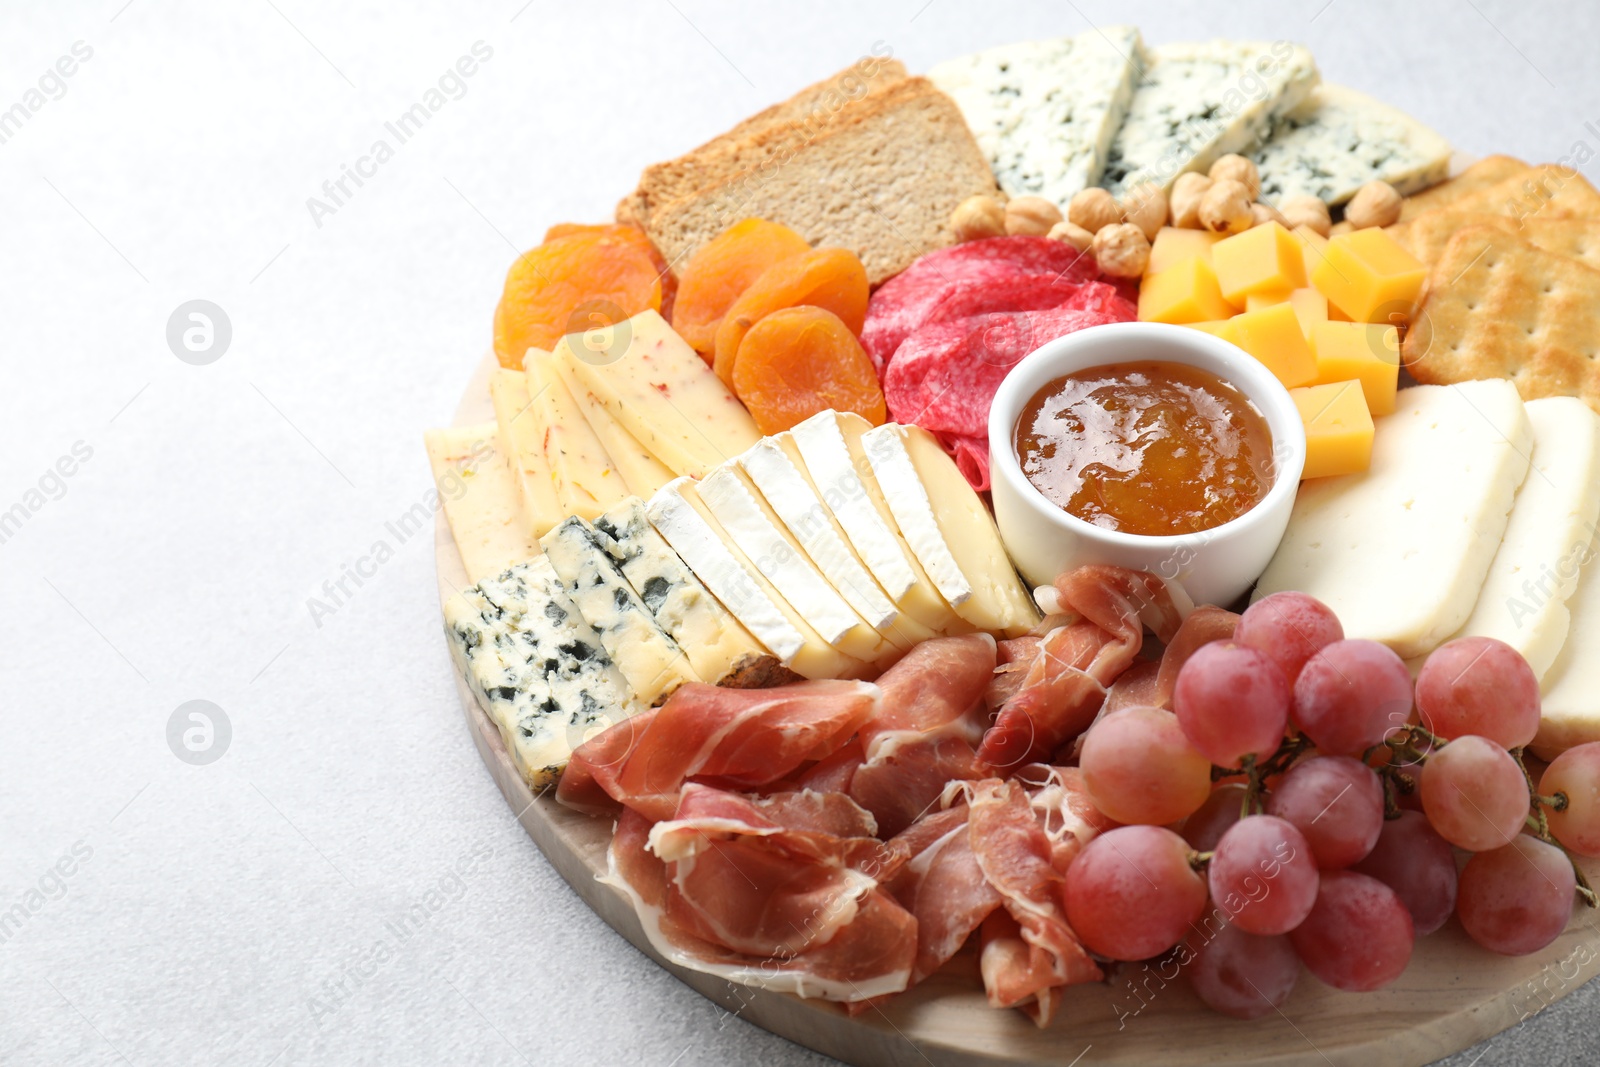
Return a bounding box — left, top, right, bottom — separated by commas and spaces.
1064, 591, 1600, 1019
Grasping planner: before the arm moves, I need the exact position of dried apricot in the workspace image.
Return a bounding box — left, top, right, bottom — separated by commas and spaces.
545, 223, 677, 321
493, 228, 662, 367
732, 305, 886, 434
673, 219, 811, 359
713, 247, 869, 387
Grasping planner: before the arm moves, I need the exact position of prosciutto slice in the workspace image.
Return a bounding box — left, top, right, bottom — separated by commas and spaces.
884, 805, 1001, 982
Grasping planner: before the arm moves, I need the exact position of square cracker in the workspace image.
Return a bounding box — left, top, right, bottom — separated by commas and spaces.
1397, 154, 1528, 222
1405, 226, 1600, 411
1399, 211, 1600, 270
1449, 163, 1600, 220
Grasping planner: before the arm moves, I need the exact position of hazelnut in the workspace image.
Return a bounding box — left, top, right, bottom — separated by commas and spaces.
1199, 178, 1253, 234
950, 195, 1006, 241
1250, 202, 1289, 228
1067, 188, 1123, 234
1047, 220, 1095, 252
1091, 222, 1151, 278
1169, 172, 1214, 228
1004, 195, 1064, 237
1209, 154, 1261, 201
1278, 194, 1332, 237
1121, 183, 1168, 241
1345, 181, 1403, 229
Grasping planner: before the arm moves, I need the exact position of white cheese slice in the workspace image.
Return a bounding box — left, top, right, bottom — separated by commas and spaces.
861, 423, 1040, 639
593, 498, 768, 684
928, 26, 1148, 205
697, 464, 891, 663
552, 353, 675, 499
487, 369, 562, 537
1253, 84, 1453, 206
540, 516, 700, 704
1433, 397, 1600, 680
424, 423, 540, 583
1254, 380, 1533, 660
1533, 527, 1600, 758
524, 352, 626, 520
1101, 39, 1320, 197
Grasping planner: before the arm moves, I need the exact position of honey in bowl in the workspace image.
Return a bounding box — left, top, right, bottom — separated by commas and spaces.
1013, 360, 1275, 537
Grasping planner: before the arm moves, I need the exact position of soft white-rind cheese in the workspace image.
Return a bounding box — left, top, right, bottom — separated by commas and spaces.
1533, 528, 1600, 758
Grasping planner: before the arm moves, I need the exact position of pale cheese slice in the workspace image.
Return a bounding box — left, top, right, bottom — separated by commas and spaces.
790, 411, 964, 634
1254, 380, 1533, 660
524, 352, 626, 520
1434, 397, 1600, 680
697, 464, 892, 664
556, 310, 760, 477
488, 369, 561, 536
861, 423, 1040, 639
552, 354, 674, 499
648, 478, 865, 680
1532, 527, 1600, 758
424, 424, 539, 583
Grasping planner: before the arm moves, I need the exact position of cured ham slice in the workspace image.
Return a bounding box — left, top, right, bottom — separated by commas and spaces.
558, 680, 880, 819
884, 805, 1001, 982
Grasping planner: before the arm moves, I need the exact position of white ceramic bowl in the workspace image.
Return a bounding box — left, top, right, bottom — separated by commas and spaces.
988, 321, 1307, 607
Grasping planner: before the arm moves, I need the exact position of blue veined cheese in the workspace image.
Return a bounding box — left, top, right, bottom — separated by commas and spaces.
1252, 84, 1453, 206
928, 26, 1148, 205
540, 515, 700, 704
444, 557, 637, 790
593, 497, 771, 684
1101, 39, 1320, 197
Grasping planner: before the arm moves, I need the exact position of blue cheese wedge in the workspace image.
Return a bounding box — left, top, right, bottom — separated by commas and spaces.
928, 27, 1148, 205
593, 498, 770, 684
1101, 39, 1320, 197
444, 557, 637, 790
540, 515, 700, 704
1253, 84, 1453, 206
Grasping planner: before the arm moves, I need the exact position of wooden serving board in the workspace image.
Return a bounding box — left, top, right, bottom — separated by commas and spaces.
436, 347, 1600, 1066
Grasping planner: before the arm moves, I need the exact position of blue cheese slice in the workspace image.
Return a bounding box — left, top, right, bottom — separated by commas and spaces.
540, 516, 700, 704
1253, 84, 1453, 206
593, 498, 770, 684
1101, 39, 1320, 197
928, 27, 1148, 205
444, 557, 637, 790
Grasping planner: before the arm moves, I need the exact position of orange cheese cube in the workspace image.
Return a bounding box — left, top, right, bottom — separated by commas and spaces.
1310, 228, 1427, 324
1245, 290, 1292, 311
1287, 288, 1329, 337
1137, 256, 1235, 324
1291, 380, 1375, 479
1212, 222, 1307, 305
1310, 321, 1401, 416
1228, 303, 1318, 388
1291, 225, 1331, 281
1147, 227, 1227, 276
1181, 319, 1241, 341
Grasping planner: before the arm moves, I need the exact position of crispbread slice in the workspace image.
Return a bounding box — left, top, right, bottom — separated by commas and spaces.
640, 77, 999, 284
1398, 210, 1600, 270
1405, 226, 1600, 410
1396, 154, 1528, 222
1449, 163, 1600, 220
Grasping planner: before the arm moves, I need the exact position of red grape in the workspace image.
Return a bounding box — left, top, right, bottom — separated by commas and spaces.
1064, 825, 1207, 961
1351, 811, 1458, 935
1266, 755, 1384, 868
1540, 743, 1600, 857
1291, 639, 1414, 756
1186, 923, 1300, 1020
1235, 591, 1344, 684
1419, 735, 1528, 852
1457, 835, 1576, 956
1081, 706, 1212, 826
1289, 870, 1414, 991
1183, 783, 1249, 852
1173, 642, 1291, 767
1208, 815, 1319, 935
1415, 636, 1540, 749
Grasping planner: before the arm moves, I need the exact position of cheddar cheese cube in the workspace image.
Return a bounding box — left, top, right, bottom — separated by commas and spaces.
1245, 291, 1291, 312
1228, 303, 1318, 389
1310, 228, 1427, 324
1288, 288, 1329, 337
1147, 228, 1226, 276
1291, 225, 1330, 282
1137, 256, 1235, 324
1291, 380, 1375, 479
1310, 321, 1401, 416
1181, 319, 1240, 341
1213, 222, 1307, 305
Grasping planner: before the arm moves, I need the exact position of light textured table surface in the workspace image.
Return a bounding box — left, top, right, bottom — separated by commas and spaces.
3, 2, 1597, 1064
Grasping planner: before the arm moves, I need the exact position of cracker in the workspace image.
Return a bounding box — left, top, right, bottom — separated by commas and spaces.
1400, 211, 1600, 270
1405, 226, 1600, 411
1397, 154, 1529, 222
1448, 163, 1600, 221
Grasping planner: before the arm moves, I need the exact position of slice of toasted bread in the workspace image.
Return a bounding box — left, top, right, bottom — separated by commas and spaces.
1396, 154, 1528, 222
1398, 210, 1600, 271
639, 77, 1000, 284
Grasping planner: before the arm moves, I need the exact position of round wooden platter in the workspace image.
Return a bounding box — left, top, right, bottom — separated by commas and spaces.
437, 337, 1600, 1066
